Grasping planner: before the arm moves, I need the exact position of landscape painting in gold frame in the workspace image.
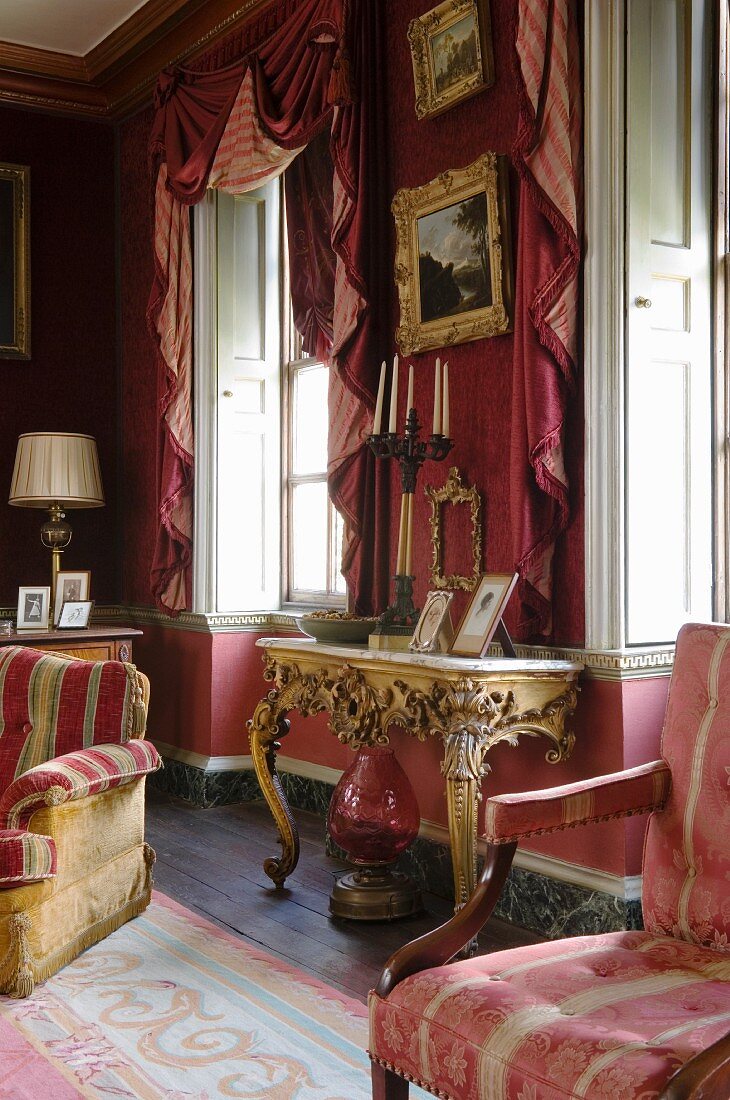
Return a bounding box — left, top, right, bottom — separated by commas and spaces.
0, 163, 30, 360
393, 152, 513, 356
408, 0, 494, 120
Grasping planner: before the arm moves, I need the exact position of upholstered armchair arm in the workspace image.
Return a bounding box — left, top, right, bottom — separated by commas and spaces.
661, 1028, 730, 1098
484, 759, 671, 844
375, 760, 672, 999
0, 741, 161, 831
0, 829, 57, 887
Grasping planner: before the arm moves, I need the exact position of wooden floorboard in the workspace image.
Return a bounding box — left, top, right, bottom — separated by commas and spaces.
145, 788, 542, 1003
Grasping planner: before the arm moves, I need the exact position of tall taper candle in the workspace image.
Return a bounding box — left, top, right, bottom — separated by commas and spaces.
395, 493, 408, 574
406, 364, 414, 418
388, 354, 399, 433
372, 360, 386, 435
442, 361, 450, 437
433, 357, 442, 435
404, 493, 414, 575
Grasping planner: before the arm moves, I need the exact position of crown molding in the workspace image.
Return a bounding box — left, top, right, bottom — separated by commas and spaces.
0, 0, 271, 121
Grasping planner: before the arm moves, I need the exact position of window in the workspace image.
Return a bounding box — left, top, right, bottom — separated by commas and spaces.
193, 182, 345, 615
283, 326, 345, 606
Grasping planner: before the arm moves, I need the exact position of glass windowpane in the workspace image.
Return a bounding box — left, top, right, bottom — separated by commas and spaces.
291, 481, 328, 592
293, 364, 328, 475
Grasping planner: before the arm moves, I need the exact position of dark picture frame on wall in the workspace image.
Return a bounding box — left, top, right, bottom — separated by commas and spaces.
0, 163, 30, 360
393, 152, 513, 355
408, 0, 494, 120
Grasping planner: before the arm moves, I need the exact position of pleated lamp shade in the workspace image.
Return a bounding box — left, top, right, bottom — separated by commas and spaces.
8, 433, 104, 508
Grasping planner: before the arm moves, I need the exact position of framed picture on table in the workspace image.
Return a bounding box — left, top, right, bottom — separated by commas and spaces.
53, 570, 90, 625
450, 572, 518, 657
17, 586, 50, 630
410, 590, 454, 653
57, 600, 94, 630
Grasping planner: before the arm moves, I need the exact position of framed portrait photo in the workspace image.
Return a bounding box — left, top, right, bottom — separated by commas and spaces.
450, 572, 518, 658
408, 0, 494, 121
53, 570, 91, 625
410, 590, 454, 654
17, 586, 50, 631
393, 152, 513, 356
57, 600, 94, 630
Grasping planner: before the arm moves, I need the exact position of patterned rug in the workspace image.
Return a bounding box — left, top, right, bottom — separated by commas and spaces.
0, 891, 429, 1099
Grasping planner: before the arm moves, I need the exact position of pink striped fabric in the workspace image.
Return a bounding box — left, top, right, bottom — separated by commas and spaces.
209, 69, 301, 190
484, 760, 672, 845
512, 0, 581, 635
149, 163, 194, 613
0, 740, 161, 830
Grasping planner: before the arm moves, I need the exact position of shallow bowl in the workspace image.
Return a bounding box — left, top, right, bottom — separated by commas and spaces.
297, 616, 378, 644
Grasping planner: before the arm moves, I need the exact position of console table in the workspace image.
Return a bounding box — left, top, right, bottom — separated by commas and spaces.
248, 638, 583, 909
0, 626, 142, 663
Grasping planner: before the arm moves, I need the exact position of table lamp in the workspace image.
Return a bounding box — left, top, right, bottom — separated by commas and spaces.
8, 433, 104, 620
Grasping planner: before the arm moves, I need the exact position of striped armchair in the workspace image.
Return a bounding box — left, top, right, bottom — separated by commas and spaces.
0, 646, 161, 996
369, 623, 730, 1099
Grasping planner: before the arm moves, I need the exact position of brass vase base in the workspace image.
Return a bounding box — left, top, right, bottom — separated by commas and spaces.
329, 865, 423, 921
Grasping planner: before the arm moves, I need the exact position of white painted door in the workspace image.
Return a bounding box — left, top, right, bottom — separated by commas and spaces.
625, 0, 713, 643
216, 183, 281, 612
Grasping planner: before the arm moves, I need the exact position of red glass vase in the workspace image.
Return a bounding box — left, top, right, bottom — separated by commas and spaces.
328, 745, 420, 866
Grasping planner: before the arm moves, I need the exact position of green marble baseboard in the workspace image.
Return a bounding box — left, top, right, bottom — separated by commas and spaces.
151, 757, 643, 936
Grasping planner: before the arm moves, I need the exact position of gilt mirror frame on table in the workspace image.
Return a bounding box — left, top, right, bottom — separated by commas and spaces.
408, 0, 495, 121
393, 152, 513, 356
0, 163, 30, 360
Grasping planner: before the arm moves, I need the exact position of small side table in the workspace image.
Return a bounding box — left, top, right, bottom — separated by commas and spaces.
0, 626, 142, 663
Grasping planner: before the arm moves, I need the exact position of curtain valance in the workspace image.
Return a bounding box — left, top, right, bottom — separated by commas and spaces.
147, 0, 389, 615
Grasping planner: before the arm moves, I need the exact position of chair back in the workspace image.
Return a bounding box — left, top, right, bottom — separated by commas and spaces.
0, 646, 146, 784
642, 623, 730, 949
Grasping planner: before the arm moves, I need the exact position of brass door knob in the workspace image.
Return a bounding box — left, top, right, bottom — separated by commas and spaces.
222, 390, 233, 397
635, 295, 652, 309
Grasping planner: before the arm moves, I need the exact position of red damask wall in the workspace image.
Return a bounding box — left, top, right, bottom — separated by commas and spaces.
384, 0, 584, 645
0, 107, 117, 605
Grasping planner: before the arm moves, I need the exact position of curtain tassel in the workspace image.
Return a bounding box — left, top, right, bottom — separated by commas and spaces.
328, 42, 355, 106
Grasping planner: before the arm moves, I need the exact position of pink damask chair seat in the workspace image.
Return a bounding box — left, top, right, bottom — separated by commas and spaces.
369, 624, 730, 1099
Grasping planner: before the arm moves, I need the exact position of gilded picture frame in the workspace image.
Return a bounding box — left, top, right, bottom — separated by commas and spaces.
393, 152, 513, 356
408, 0, 494, 120
0, 163, 30, 360
425, 467, 482, 591
409, 590, 454, 654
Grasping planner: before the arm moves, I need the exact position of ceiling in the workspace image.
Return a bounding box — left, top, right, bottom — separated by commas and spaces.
0, 0, 149, 56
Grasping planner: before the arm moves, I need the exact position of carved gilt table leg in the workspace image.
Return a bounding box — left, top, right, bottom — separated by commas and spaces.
442, 727, 489, 911
248, 693, 299, 889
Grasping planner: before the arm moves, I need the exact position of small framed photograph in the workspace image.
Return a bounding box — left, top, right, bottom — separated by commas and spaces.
450, 572, 518, 657
408, 0, 494, 121
410, 591, 454, 653
53, 570, 91, 626
57, 600, 94, 630
17, 586, 50, 630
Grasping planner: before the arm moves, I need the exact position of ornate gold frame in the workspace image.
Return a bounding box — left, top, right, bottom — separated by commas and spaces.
425, 466, 482, 591
393, 152, 512, 355
408, 0, 494, 120
0, 164, 30, 360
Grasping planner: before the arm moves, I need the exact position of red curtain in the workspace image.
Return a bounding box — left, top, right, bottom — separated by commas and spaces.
147, 0, 390, 615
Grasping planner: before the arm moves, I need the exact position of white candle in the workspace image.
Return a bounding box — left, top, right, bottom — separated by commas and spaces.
388, 354, 399, 433
442, 361, 450, 437
433, 357, 442, 435
406, 364, 414, 418
372, 361, 386, 435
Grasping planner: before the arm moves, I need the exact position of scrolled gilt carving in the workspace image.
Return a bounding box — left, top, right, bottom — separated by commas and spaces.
330, 664, 394, 749
425, 466, 482, 591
